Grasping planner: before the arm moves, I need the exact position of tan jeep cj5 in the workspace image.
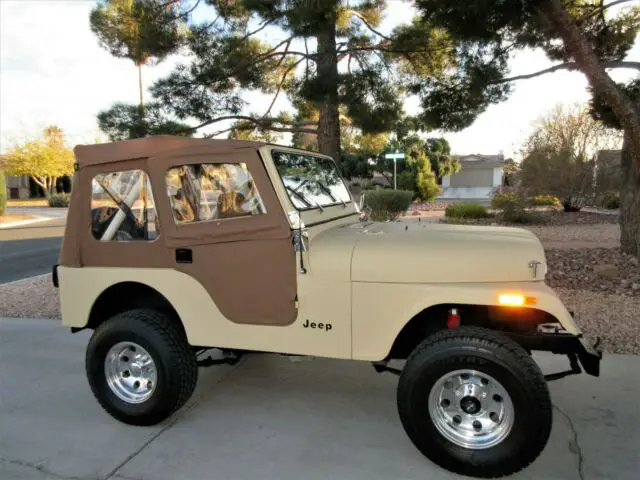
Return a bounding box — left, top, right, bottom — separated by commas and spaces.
54, 136, 602, 478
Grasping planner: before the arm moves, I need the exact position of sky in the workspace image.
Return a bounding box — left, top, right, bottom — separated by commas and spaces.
1, 0, 638, 159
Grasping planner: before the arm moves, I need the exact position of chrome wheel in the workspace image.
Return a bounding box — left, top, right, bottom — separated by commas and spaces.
104, 341, 157, 404
428, 369, 514, 450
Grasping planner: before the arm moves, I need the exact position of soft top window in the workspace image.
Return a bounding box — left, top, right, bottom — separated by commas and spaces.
91, 169, 158, 241
166, 163, 266, 224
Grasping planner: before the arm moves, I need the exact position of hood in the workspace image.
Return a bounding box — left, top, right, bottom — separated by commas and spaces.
310, 221, 547, 284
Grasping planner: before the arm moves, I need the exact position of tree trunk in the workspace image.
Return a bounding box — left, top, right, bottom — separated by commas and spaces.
620, 130, 640, 257
315, 6, 341, 164
540, 0, 640, 257
541, 0, 640, 163
138, 64, 144, 117
32, 176, 49, 198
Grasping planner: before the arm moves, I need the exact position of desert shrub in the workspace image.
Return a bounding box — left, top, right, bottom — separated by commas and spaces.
597, 191, 620, 209
491, 190, 520, 210
0, 170, 6, 216
363, 189, 414, 221
48, 193, 70, 208
530, 194, 561, 207
445, 202, 490, 219
491, 187, 536, 223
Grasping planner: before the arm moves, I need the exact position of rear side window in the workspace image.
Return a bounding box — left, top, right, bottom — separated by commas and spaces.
166, 163, 266, 224
91, 170, 158, 241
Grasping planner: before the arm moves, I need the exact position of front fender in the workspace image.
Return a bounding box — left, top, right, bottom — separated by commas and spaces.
351, 281, 579, 361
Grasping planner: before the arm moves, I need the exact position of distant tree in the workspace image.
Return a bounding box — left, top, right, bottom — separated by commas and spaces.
3, 126, 75, 198
518, 103, 621, 211
90, 0, 186, 128
423, 137, 460, 181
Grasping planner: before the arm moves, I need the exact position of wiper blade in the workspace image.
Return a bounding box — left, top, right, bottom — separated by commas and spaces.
285, 185, 312, 208
315, 180, 347, 207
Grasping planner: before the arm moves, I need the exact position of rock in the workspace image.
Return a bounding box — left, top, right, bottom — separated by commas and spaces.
630, 257, 639, 267
632, 283, 640, 291
621, 279, 630, 287
594, 264, 620, 279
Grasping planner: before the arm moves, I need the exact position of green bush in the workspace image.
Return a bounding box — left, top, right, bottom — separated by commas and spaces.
445, 202, 490, 219
0, 170, 6, 216
530, 194, 561, 207
363, 189, 414, 221
48, 193, 70, 208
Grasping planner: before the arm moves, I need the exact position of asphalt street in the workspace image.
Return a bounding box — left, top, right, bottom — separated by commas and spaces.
0, 217, 65, 284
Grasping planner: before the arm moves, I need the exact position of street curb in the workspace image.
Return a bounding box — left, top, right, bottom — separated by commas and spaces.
0, 272, 50, 286
0, 216, 52, 229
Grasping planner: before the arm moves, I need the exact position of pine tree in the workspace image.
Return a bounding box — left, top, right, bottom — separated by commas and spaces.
93, 0, 480, 165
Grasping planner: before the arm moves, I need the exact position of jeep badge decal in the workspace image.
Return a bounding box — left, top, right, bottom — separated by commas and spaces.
302, 319, 332, 331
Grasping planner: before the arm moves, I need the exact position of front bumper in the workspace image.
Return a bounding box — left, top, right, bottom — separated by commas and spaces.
507, 329, 602, 378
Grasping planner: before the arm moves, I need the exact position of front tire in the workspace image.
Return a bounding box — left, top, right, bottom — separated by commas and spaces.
397, 327, 552, 478
85, 309, 198, 426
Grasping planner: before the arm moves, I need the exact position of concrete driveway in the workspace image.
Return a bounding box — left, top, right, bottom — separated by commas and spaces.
1, 318, 638, 480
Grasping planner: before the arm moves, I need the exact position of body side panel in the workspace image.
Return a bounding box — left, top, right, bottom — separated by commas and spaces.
58, 266, 351, 359
351, 281, 580, 361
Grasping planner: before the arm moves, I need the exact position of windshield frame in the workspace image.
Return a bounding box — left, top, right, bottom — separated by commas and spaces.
270, 149, 353, 212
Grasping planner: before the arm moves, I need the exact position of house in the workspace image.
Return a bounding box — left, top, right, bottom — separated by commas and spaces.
5, 175, 31, 199
439, 153, 507, 201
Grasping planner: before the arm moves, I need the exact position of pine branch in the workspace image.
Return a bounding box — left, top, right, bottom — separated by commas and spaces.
495, 60, 640, 83
189, 115, 318, 133
263, 58, 306, 118
234, 18, 276, 43
347, 9, 392, 41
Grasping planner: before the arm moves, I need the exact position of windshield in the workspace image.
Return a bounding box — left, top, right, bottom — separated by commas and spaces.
272, 150, 352, 210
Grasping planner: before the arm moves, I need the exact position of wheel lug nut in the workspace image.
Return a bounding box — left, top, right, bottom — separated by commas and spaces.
134, 381, 140, 389
453, 415, 462, 424
122, 356, 129, 363
461, 373, 470, 380
473, 420, 482, 431
490, 412, 499, 423
122, 371, 130, 378
493, 394, 503, 402
441, 399, 450, 408
147, 381, 152, 389
481, 378, 489, 385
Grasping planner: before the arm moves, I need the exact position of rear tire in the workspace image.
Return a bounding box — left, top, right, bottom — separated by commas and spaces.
85, 308, 198, 426
397, 327, 552, 478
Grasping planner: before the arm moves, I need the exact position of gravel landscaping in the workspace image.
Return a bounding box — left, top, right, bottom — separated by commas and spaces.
0, 274, 60, 319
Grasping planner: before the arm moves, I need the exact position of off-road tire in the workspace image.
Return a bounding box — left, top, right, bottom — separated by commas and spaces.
397, 327, 552, 478
85, 308, 198, 426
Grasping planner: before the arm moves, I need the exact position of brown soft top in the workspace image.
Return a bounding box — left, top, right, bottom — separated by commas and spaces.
74, 136, 269, 167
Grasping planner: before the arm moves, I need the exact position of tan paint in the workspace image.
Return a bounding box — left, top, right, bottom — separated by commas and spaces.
59, 266, 351, 359
351, 222, 547, 284
351, 281, 580, 361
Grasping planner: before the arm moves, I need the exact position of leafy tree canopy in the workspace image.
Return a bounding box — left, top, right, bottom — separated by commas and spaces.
3, 126, 75, 197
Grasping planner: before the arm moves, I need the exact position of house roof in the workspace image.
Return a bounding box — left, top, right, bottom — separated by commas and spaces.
455, 154, 506, 168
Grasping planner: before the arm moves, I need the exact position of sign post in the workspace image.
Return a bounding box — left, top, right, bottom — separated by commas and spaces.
384, 150, 405, 190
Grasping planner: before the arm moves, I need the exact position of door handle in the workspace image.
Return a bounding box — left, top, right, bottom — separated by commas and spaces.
175, 248, 193, 264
